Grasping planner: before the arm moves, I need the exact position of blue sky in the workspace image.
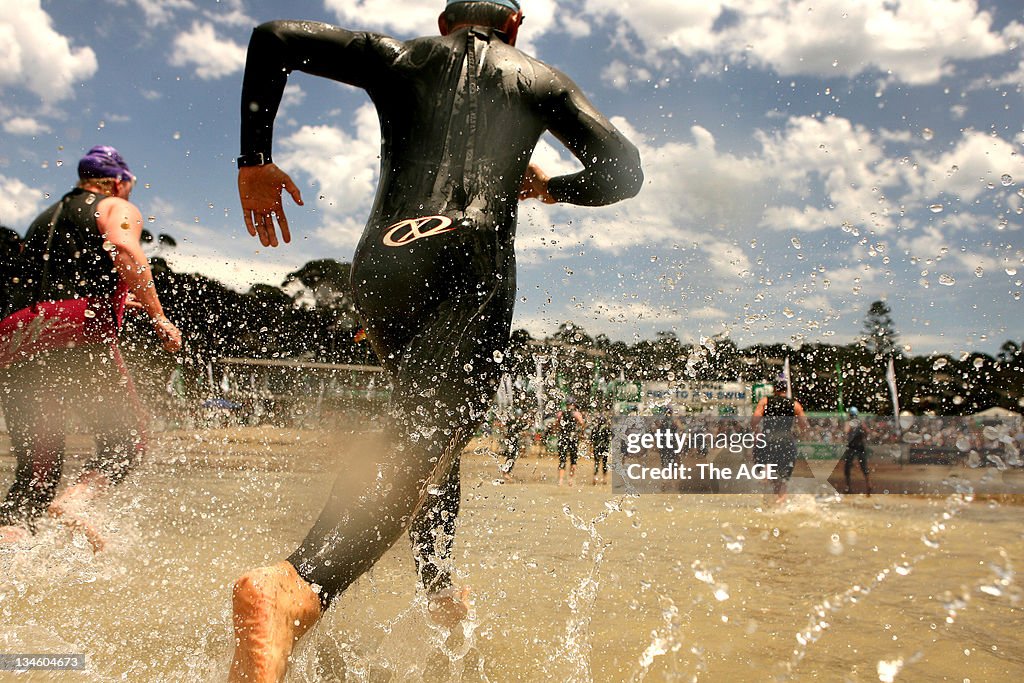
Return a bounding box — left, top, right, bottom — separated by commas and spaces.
1, 0, 1022, 355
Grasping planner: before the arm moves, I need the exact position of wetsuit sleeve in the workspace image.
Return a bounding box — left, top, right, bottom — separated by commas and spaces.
540, 70, 644, 206
240, 20, 398, 158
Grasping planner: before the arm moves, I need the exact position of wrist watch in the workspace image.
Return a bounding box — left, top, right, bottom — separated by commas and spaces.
237, 152, 272, 167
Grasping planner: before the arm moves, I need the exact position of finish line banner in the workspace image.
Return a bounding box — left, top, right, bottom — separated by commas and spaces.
608, 415, 1024, 496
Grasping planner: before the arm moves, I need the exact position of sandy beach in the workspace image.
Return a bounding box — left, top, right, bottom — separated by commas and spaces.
1, 424, 1022, 682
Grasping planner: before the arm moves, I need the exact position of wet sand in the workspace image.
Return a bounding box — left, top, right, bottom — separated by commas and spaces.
1, 425, 1022, 682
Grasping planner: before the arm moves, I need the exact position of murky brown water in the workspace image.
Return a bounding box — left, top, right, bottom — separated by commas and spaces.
1, 426, 1022, 682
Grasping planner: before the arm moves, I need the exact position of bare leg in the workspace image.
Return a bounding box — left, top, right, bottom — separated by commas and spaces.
48, 470, 109, 552
0, 525, 30, 543
229, 561, 322, 683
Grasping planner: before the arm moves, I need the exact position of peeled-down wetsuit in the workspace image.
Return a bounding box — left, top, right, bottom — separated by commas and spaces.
755, 396, 798, 480
0, 188, 146, 530
239, 20, 643, 606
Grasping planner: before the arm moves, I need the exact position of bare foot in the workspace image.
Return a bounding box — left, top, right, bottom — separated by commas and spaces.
0, 525, 30, 543
427, 585, 471, 629
49, 505, 106, 552
229, 561, 322, 683
49, 476, 111, 552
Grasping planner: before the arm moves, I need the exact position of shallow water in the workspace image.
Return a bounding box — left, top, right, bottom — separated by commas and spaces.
1, 426, 1022, 682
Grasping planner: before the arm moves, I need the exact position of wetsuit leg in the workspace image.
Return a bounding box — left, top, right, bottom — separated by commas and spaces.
408, 456, 460, 593
0, 356, 67, 530
287, 290, 510, 608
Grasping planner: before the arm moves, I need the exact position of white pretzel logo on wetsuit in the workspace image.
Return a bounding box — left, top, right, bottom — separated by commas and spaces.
382, 215, 458, 246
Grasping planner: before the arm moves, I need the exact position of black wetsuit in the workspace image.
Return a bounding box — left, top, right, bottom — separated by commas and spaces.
591, 416, 611, 476
0, 190, 145, 530
557, 409, 583, 470
754, 396, 798, 480
843, 419, 869, 480
239, 20, 641, 606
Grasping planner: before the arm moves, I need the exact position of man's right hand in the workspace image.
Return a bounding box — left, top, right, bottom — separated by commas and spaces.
238, 164, 304, 247
152, 316, 183, 354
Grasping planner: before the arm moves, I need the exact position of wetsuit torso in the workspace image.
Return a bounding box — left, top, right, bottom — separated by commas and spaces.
241, 21, 641, 362
0, 189, 144, 531
0, 189, 127, 368
238, 20, 642, 606
756, 396, 798, 479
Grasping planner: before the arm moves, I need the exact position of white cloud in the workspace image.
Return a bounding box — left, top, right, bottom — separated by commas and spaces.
0, 0, 97, 103
0, 174, 43, 227
130, 0, 196, 26
165, 250, 299, 292
3, 116, 50, 136
275, 104, 383, 251
169, 21, 246, 80
602, 60, 651, 91
912, 130, 1024, 205
578, 0, 1012, 85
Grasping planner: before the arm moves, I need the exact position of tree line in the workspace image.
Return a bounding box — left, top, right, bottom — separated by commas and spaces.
120, 258, 1021, 417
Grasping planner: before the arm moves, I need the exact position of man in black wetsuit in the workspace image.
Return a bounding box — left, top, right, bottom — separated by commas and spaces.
842, 406, 872, 495
229, 2, 642, 679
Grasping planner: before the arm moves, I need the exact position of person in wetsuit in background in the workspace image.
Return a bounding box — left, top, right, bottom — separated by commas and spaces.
591, 412, 612, 486
0, 146, 182, 548
555, 399, 586, 486
751, 376, 809, 504
229, 1, 643, 680
842, 406, 872, 495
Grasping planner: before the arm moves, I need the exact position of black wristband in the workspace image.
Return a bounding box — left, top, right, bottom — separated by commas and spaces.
237, 152, 272, 167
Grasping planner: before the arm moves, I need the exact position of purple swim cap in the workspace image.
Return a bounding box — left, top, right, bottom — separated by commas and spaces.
78, 145, 134, 182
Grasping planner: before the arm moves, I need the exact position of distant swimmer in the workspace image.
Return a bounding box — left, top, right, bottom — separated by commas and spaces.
0, 145, 182, 549
751, 375, 809, 505
591, 412, 612, 486
555, 399, 586, 487
842, 407, 872, 495
229, 0, 642, 680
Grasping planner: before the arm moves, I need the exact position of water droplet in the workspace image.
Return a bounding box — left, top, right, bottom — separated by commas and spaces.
148, 216, 156, 223
83, 309, 96, 319
492, 350, 504, 363
1006, 267, 1018, 276
172, 131, 182, 140
55, 160, 63, 167
975, 266, 984, 278
922, 128, 934, 141
782, 307, 795, 318
928, 204, 944, 213
463, 363, 473, 372
933, 358, 948, 370
790, 237, 801, 249
102, 240, 116, 252
938, 274, 955, 286
1001, 174, 1013, 186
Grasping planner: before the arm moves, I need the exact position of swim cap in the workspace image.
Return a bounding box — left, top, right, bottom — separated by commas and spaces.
78, 145, 135, 182
848, 406, 859, 416
446, 0, 521, 11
